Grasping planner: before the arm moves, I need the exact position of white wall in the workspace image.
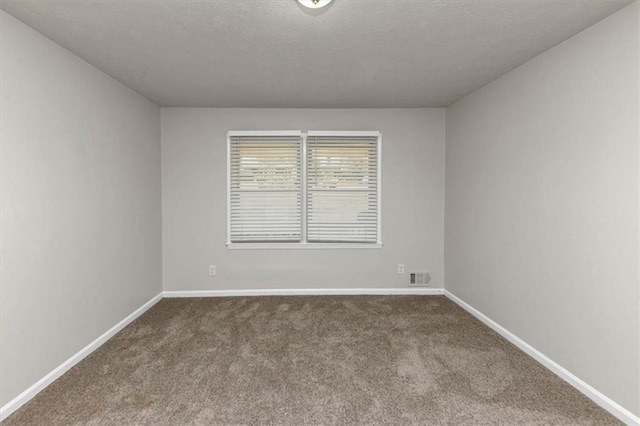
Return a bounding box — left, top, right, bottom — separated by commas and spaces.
162, 108, 444, 291
445, 2, 639, 416
0, 11, 162, 406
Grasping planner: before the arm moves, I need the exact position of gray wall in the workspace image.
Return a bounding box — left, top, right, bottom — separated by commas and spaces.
445, 2, 639, 416
162, 108, 445, 291
0, 11, 162, 405
2, 0, 636, 417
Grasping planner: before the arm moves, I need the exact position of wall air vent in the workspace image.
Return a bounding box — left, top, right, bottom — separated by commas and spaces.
409, 271, 431, 287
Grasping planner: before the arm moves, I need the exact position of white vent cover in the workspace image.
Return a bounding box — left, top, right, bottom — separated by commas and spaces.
409, 271, 431, 287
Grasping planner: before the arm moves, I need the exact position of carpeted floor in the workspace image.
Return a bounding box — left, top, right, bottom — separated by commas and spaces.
4, 295, 619, 425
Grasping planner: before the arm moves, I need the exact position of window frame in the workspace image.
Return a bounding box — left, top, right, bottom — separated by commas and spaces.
227, 130, 382, 250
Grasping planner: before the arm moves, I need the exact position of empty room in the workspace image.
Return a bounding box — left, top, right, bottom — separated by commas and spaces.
0, 0, 638, 424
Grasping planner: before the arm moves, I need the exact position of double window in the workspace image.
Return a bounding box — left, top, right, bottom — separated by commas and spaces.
227, 130, 382, 249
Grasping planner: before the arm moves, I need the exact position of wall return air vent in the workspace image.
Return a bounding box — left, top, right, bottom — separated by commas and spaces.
409, 271, 431, 287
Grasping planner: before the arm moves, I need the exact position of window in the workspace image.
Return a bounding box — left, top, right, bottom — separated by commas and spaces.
227, 130, 382, 249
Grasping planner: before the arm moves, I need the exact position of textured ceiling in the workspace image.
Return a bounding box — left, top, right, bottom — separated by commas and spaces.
0, 0, 632, 107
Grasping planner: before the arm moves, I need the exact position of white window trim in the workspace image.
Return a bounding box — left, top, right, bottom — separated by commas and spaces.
227, 242, 383, 250
226, 130, 383, 250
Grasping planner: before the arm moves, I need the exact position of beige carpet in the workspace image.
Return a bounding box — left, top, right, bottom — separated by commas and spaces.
4, 295, 619, 425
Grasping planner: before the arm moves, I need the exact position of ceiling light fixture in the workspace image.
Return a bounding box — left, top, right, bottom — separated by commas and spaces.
297, 0, 333, 9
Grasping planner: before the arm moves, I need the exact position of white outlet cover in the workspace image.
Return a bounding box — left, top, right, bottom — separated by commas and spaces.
209, 265, 216, 276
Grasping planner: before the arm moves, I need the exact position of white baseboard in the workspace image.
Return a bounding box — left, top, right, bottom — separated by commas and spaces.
163, 287, 445, 298
5, 288, 634, 425
0, 287, 439, 421
444, 290, 639, 426
0, 292, 164, 422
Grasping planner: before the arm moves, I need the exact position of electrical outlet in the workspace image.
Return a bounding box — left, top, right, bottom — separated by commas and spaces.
209, 265, 216, 276
397, 264, 405, 274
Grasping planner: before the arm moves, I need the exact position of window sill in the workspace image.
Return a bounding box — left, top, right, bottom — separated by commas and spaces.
226, 242, 383, 250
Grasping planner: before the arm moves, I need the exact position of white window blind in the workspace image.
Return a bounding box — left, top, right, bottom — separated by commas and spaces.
307, 133, 380, 243
229, 133, 302, 243
227, 130, 381, 248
